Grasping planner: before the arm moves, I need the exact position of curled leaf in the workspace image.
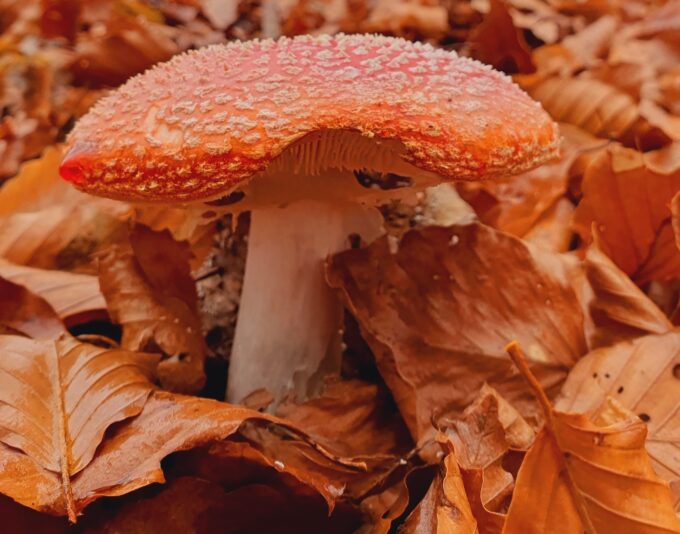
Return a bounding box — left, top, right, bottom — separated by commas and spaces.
556, 332, 680, 508
328, 223, 582, 441
98, 225, 206, 394
505, 343, 680, 531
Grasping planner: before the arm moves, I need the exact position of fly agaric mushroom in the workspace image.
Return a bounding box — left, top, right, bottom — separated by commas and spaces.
59, 34, 560, 406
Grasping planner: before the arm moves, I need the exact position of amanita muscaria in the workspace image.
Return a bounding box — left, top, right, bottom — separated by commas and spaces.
60, 34, 559, 405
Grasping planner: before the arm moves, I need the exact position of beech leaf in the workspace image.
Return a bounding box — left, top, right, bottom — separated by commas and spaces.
276, 378, 412, 458
98, 225, 206, 393
0, 334, 158, 521
556, 332, 680, 509
399, 439, 477, 533
0, 389, 368, 520
0, 277, 65, 338
577, 243, 672, 349
0, 259, 106, 326
328, 223, 583, 441
504, 343, 680, 532
573, 145, 680, 284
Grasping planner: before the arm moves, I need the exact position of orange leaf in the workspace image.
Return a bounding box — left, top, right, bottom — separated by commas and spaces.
577, 244, 672, 349
0, 277, 65, 339
400, 440, 478, 533
0, 388, 370, 520
0, 259, 106, 326
556, 332, 680, 510
468, 0, 534, 74
0, 334, 158, 521
573, 145, 680, 284
98, 225, 206, 394
328, 223, 582, 441
277, 378, 412, 458
505, 343, 680, 532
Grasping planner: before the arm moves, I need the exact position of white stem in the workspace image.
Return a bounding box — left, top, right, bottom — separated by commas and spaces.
226, 200, 383, 405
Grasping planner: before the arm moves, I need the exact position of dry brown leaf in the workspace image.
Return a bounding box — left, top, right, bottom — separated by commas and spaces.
556, 332, 680, 510
98, 225, 206, 394
236, 420, 397, 504
576, 243, 672, 349
0, 334, 158, 521
573, 145, 680, 284
469, 384, 535, 451
522, 197, 574, 252
467, 0, 534, 74
532, 14, 619, 75
73, 5, 180, 86
504, 343, 680, 532
0, 204, 125, 270
0, 146, 128, 272
199, 0, 239, 29
634, 220, 680, 284
399, 440, 477, 533
503, 0, 572, 44
0, 259, 106, 326
444, 395, 514, 514
0, 386, 370, 521
522, 77, 641, 141
0, 277, 65, 338
277, 378, 412, 458
0, 146, 80, 216
328, 223, 582, 442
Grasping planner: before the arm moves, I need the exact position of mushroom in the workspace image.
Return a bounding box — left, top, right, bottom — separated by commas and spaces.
59, 34, 560, 406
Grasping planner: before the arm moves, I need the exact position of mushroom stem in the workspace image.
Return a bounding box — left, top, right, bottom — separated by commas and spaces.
226, 199, 383, 405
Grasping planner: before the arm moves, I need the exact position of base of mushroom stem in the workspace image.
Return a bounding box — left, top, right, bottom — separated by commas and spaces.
225, 199, 383, 407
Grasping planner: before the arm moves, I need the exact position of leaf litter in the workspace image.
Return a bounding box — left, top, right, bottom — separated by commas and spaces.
0, 0, 679, 532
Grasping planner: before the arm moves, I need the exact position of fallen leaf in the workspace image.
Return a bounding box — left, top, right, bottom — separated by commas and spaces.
328, 223, 582, 441
522, 197, 575, 252
504, 342, 680, 531
0, 277, 65, 338
0, 146, 80, 217
73, 5, 180, 86
521, 77, 647, 142
576, 242, 672, 349
467, 0, 534, 74
0, 259, 106, 327
443, 395, 514, 514
532, 15, 619, 75
399, 439, 477, 533
0, 334, 158, 521
0, 204, 125, 270
468, 383, 535, 451
98, 225, 206, 394
573, 145, 680, 284
556, 332, 680, 509
0, 387, 376, 520
277, 378, 412, 458
363, 0, 448, 37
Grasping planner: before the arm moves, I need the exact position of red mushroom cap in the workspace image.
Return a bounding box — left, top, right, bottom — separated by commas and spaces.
60, 34, 559, 202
